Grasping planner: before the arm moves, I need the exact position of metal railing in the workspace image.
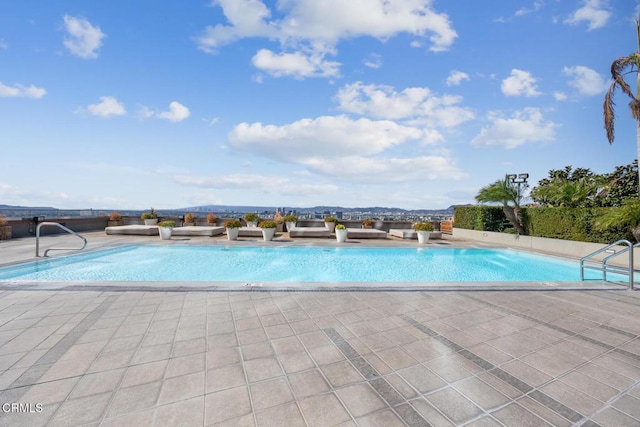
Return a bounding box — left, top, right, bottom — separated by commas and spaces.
580, 240, 635, 289
36, 222, 87, 257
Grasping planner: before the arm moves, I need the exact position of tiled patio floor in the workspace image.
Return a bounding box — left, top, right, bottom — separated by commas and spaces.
1, 288, 640, 426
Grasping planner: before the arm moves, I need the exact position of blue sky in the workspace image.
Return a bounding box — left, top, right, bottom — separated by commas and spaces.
1, 0, 639, 210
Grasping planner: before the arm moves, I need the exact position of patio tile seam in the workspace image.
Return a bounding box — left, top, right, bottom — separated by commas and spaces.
582, 377, 640, 424
324, 327, 432, 427
461, 294, 640, 363
0, 294, 118, 422
91, 293, 178, 426
399, 314, 587, 424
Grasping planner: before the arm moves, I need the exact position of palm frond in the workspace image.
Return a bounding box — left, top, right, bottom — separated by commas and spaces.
611, 57, 636, 99
603, 83, 617, 144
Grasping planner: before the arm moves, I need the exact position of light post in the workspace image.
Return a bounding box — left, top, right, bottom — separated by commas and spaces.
506, 173, 529, 205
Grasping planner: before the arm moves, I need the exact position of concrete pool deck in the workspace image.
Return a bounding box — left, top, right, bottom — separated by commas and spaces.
0, 233, 639, 426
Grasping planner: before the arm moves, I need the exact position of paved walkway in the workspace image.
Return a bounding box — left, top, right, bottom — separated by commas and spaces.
1, 233, 639, 425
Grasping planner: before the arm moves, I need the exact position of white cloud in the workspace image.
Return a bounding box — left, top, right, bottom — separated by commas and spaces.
564, 0, 611, 30
198, 0, 457, 51
81, 96, 126, 118
156, 102, 191, 122
562, 65, 607, 96
305, 156, 465, 183
62, 15, 106, 59
336, 81, 475, 127
196, 0, 457, 78
554, 91, 568, 101
515, 1, 543, 17
227, 114, 464, 183
251, 48, 340, 78
229, 115, 423, 161
501, 69, 541, 97
204, 116, 220, 126
363, 53, 382, 69
445, 70, 470, 86
0, 82, 46, 99
471, 108, 557, 148
174, 173, 339, 195
0, 39, 7, 49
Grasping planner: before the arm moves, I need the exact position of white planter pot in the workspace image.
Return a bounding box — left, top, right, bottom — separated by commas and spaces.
226, 228, 239, 240
335, 228, 348, 243
417, 231, 430, 244
324, 222, 336, 232
286, 222, 296, 232
144, 219, 158, 226
246, 221, 258, 228
262, 228, 276, 241
158, 227, 172, 240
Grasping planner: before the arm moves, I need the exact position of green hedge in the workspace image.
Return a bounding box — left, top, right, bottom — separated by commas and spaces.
454, 206, 633, 243
454, 206, 509, 232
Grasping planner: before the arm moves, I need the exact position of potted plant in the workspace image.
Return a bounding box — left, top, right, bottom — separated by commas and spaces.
224, 219, 242, 241
283, 214, 298, 232
0, 215, 11, 241
413, 222, 434, 244
141, 208, 158, 225
108, 212, 123, 227
362, 219, 373, 229
184, 212, 196, 226
324, 216, 338, 232
157, 220, 175, 240
206, 213, 217, 225
244, 213, 260, 227
259, 220, 277, 241
273, 212, 284, 232
335, 223, 348, 243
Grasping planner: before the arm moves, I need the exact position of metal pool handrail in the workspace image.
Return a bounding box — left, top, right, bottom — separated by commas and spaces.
580, 239, 634, 289
36, 222, 87, 257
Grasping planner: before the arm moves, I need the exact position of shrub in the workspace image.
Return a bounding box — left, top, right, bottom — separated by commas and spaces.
455, 205, 635, 244
109, 212, 122, 221
0, 215, 5, 227
158, 221, 175, 228
141, 208, 158, 220
259, 220, 277, 228
224, 219, 242, 228
413, 222, 434, 231
362, 219, 373, 226
324, 216, 338, 223
184, 212, 196, 223
206, 213, 217, 224
335, 224, 346, 230
454, 206, 508, 232
273, 212, 283, 223
282, 214, 298, 222
244, 213, 260, 222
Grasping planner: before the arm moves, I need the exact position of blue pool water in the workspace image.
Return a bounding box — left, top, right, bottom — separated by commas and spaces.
0, 245, 628, 283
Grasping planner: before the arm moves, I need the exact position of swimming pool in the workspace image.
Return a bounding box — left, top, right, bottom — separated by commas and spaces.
0, 245, 628, 283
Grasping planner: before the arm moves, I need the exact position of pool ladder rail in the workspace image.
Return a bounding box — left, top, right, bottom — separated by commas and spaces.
35, 222, 87, 257
580, 239, 639, 289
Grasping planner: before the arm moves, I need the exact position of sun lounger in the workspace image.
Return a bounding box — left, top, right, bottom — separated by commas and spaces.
105, 225, 225, 237
238, 227, 264, 237
346, 228, 387, 239
388, 229, 443, 240
289, 227, 331, 238
105, 225, 159, 236
172, 226, 224, 237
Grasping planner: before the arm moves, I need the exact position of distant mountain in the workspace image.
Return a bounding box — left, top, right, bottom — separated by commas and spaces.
182, 204, 456, 215
0, 204, 56, 210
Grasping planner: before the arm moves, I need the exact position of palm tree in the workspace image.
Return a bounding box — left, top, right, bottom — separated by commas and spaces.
603, 18, 640, 193
475, 177, 527, 235
595, 198, 640, 242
